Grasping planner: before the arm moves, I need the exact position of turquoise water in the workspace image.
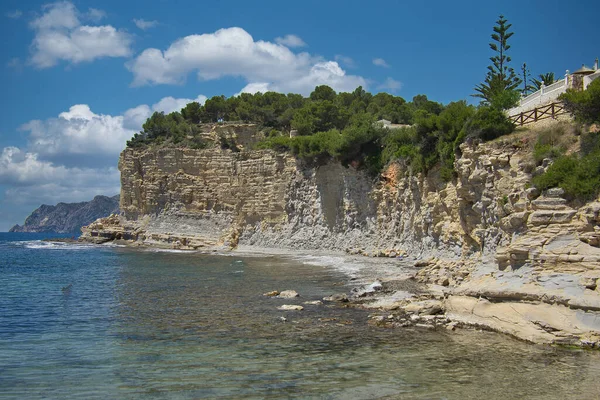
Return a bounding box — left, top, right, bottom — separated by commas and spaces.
2, 232, 600, 399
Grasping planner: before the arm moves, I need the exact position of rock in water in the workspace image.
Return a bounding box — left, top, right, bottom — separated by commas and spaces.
263, 291, 280, 297
277, 305, 304, 311
279, 290, 299, 298
323, 293, 349, 302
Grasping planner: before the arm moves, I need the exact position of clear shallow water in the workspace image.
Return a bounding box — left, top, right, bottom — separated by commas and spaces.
1, 232, 600, 399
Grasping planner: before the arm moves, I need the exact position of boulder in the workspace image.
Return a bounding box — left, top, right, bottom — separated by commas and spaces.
323, 293, 349, 302
278, 305, 303, 311
279, 290, 299, 298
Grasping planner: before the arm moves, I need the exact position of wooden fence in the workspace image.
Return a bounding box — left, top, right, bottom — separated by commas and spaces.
508, 102, 568, 126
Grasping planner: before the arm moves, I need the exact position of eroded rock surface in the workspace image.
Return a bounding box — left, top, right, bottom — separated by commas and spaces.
80, 124, 600, 346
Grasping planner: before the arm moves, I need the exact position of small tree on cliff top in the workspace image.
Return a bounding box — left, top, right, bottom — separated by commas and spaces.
473, 15, 521, 109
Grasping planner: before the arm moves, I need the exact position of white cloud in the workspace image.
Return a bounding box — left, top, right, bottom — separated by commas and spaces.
133, 18, 159, 30
29, 1, 132, 68
6, 10, 23, 19
123, 94, 207, 129
21, 94, 207, 159
22, 105, 136, 159
373, 58, 390, 68
87, 8, 106, 22
0, 146, 117, 187
236, 61, 365, 95
0, 147, 120, 225
122, 105, 152, 130
236, 82, 272, 96
378, 77, 402, 92
30, 1, 79, 31
274, 34, 306, 48
335, 55, 356, 69
128, 27, 367, 95
0, 93, 208, 230
152, 94, 207, 114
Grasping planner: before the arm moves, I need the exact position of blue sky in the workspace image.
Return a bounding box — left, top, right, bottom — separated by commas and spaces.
0, 0, 598, 231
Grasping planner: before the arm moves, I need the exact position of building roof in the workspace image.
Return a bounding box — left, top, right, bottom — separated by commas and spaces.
573, 64, 595, 75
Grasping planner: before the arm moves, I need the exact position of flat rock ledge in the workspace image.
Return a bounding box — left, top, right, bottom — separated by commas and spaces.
351, 260, 600, 348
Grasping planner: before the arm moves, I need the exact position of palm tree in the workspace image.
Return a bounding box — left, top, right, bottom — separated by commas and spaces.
531, 72, 555, 91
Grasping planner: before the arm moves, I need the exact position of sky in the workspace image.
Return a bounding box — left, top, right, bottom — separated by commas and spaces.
0, 0, 598, 231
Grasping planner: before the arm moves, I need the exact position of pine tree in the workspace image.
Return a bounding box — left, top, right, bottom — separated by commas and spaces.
474, 15, 521, 108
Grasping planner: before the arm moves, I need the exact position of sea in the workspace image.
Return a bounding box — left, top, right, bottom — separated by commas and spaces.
2, 232, 600, 399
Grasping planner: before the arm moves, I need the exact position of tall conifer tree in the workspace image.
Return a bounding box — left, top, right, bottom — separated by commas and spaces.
474, 15, 521, 107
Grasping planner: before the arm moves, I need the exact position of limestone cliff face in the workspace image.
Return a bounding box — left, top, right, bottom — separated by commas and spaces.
84, 128, 599, 264
80, 124, 600, 345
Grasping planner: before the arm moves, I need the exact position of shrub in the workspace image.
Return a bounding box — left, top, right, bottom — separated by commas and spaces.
532, 153, 600, 201
533, 143, 565, 164
463, 106, 515, 141
559, 78, 600, 124
532, 126, 600, 203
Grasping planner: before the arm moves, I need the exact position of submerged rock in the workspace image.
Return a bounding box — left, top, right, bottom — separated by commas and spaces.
278, 305, 303, 311
279, 290, 299, 299
323, 293, 349, 302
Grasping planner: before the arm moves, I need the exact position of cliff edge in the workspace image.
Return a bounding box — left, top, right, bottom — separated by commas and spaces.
80, 123, 600, 346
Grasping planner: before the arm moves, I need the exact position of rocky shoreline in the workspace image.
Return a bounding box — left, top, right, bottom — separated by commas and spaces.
75, 123, 600, 348
71, 232, 600, 348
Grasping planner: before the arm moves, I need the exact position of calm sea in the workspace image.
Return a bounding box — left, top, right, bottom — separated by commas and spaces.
1, 232, 600, 399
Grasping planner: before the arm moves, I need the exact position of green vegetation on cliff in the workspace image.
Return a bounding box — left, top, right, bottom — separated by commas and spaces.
127, 86, 515, 179
530, 79, 600, 201
127, 15, 530, 178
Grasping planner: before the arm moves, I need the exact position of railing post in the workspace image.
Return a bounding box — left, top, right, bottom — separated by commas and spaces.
534, 108, 538, 122
552, 103, 555, 119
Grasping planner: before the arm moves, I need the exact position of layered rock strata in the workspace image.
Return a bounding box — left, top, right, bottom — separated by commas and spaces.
81, 124, 600, 346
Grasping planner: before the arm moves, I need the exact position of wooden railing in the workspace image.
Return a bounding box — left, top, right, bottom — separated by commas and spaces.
508, 102, 568, 126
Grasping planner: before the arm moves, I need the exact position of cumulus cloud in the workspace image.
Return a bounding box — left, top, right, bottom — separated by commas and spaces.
29, 1, 132, 68
334, 55, 356, 69
236, 61, 365, 95
86, 8, 106, 22
152, 94, 207, 114
6, 10, 23, 19
20, 94, 208, 161
22, 105, 136, 160
0, 146, 117, 187
123, 94, 207, 129
127, 27, 367, 95
372, 58, 390, 68
0, 146, 120, 228
0, 93, 207, 229
378, 77, 402, 92
133, 18, 159, 30
274, 34, 306, 48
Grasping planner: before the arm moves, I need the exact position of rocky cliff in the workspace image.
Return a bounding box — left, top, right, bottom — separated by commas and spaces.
81, 123, 600, 346
11, 195, 119, 234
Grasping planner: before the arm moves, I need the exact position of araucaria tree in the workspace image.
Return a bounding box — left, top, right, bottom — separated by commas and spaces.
473, 15, 521, 109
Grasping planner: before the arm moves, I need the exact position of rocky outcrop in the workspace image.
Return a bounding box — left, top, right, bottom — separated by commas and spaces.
11, 195, 119, 234
80, 123, 600, 346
